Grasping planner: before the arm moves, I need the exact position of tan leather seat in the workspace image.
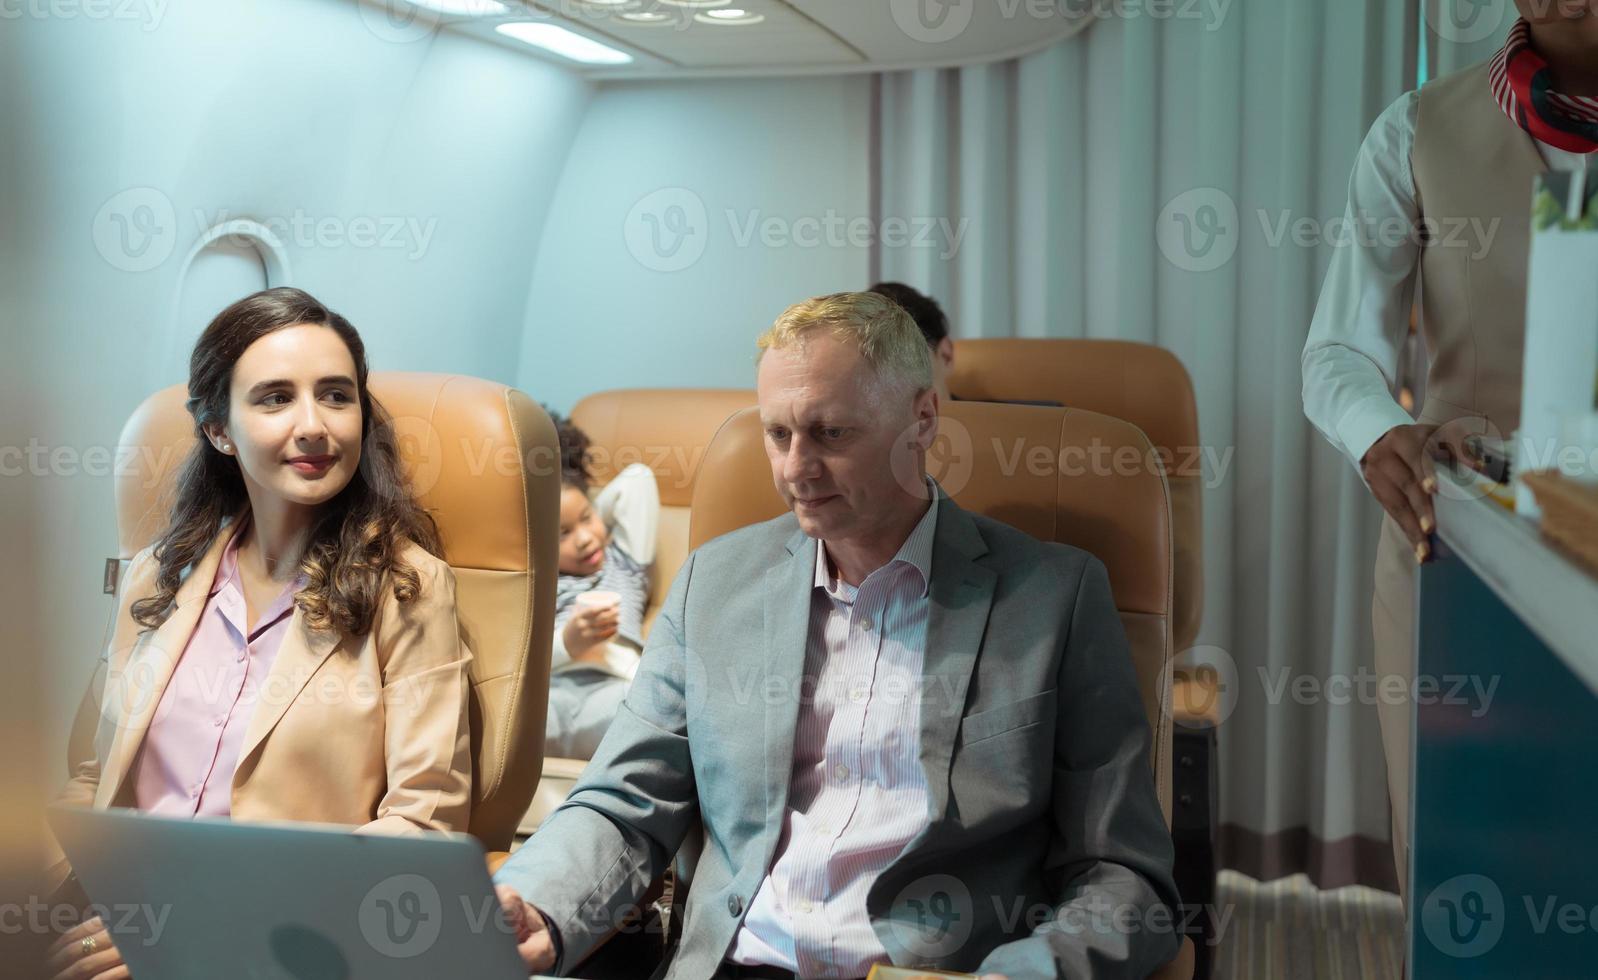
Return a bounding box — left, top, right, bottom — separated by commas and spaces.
687, 399, 1193, 979
947, 338, 1216, 724
519, 387, 758, 835
569, 387, 759, 634
68, 372, 560, 856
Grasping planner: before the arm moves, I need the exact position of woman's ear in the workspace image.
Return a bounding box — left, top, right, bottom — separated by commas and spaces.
203, 423, 234, 456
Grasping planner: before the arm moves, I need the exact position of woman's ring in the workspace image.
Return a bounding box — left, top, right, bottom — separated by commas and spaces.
81, 936, 98, 955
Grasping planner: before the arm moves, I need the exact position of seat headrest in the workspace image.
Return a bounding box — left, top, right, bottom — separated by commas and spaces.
569, 388, 758, 507
689, 400, 1171, 618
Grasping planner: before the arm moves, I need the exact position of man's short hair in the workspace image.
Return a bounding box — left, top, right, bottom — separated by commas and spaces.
757, 291, 934, 398
868, 281, 949, 347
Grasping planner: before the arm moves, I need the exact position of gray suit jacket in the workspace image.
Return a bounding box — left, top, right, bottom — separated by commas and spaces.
497, 492, 1180, 979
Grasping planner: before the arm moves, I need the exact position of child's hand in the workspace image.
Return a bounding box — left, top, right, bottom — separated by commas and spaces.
564, 602, 620, 662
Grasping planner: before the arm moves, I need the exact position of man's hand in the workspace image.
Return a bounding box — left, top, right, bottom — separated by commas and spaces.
563, 603, 620, 663
46, 916, 127, 980
495, 885, 557, 973
1360, 423, 1440, 562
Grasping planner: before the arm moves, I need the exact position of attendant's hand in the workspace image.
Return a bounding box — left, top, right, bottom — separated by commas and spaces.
1360, 423, 1440, 562
46, 916, 127, 980
495, 885, 557, 972
563, 603, 619, 662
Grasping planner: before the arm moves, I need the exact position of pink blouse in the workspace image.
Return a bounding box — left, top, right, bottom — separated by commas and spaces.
132, 518, 307, 817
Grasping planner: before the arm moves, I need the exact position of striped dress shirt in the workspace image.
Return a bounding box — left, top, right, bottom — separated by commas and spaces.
729, 489, 938, 978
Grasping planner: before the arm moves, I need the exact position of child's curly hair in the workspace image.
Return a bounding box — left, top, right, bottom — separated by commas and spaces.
546, 408, 593, 494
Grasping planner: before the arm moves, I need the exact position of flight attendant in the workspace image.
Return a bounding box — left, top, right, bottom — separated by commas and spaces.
1303, 2, 1598, 902
45, 287, 474, 978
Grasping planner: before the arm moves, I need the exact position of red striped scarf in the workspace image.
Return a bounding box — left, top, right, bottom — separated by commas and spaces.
1489, 18, 1598, 154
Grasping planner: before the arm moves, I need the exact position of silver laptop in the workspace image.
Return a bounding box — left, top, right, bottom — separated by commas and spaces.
48, 806, 531, 980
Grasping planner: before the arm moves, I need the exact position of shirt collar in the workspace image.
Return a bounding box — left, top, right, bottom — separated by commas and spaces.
814, 477, 940, 599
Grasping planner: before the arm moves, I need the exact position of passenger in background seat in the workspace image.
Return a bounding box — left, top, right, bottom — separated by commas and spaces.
543, 413, 659, 759
869, 281, 954, 404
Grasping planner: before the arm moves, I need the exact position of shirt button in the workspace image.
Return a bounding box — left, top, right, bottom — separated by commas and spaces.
797, 900, 815, 914
850, 685, 868, 703
834, 763, 849, 780
213, 717, 225, 727
727, 894, 744, 917
859, 617, 874, 632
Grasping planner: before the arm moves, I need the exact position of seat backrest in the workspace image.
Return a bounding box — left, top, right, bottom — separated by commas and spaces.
569, 388, 757, 633
93, 372, 559, 851
948, 338, 1203, 655
688, 400, 1176, 824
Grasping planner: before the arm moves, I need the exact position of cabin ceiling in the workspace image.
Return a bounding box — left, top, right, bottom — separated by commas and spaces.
432, 0, 1097, 79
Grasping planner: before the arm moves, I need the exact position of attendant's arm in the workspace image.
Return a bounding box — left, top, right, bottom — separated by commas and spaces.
593, 462, 659, 567
977, 556, 1182, 980
1301, 90, 1423, 472
358, 556, 474, 836
495, 550, 701, 973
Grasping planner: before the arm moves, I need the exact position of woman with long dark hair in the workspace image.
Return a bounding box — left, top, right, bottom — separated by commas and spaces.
45, 287, 472, 979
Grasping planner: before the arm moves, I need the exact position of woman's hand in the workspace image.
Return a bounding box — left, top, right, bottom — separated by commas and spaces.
563, 603, 619, 662
46, 916, 128, 980
1361, 423, 1440, 562
495, 885, 557, 972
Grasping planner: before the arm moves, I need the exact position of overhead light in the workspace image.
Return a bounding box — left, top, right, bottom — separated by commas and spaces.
405, 0, 508, 14
620, 11, 673, 22
658, 0, 730, 7
695, 8, 762, 24
495, 22, 634, 63
576, 0, 635, 6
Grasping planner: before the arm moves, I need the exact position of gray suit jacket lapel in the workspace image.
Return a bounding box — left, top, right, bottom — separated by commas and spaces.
918, 496, 995, 825
760, 531, 816, 856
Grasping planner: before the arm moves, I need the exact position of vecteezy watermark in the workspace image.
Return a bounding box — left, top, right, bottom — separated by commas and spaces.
636, 642, 975, 722
1171, 646, 1241, 725
1157, 187, 1502, 272
91, 188, 441, 272
93, 188, 178, 273
891, 416, 1237, 500
194, 208, 438, 261
623, 187, 969, 272
96, 648, 443, 738
625, 187, 710, 273
360, 874, 445, 958
888, 0, 1231, 43
0, 899, 170, 944
0, 0, 168, 30
1423, 0, 1512, 45
885, 874, 1232, 960
1255, 208, 1499, 261
1420, 874, 1598, 959
1156, 188, 1240, 274
0, 440, 183, 485
1256, 666, 1500, 718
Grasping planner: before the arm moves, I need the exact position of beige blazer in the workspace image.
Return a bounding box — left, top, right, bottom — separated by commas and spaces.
46, 513, 473, 882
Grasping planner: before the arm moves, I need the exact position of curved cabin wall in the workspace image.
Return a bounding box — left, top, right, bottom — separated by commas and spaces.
7, 0, 591, 759
517, 75, 873, 410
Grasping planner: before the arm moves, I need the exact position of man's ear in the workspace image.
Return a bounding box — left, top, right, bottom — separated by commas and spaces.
911, 386, 939, 451
937, 336, 955, 370
202, 423, 234, 455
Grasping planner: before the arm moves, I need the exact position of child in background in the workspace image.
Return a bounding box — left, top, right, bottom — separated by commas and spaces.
544, 412, 659, 759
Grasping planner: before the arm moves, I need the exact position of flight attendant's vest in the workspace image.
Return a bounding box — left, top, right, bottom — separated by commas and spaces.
1412, 60, 1546, 441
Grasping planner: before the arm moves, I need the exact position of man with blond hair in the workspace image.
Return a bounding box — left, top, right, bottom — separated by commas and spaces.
495, 292, 1180, 979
